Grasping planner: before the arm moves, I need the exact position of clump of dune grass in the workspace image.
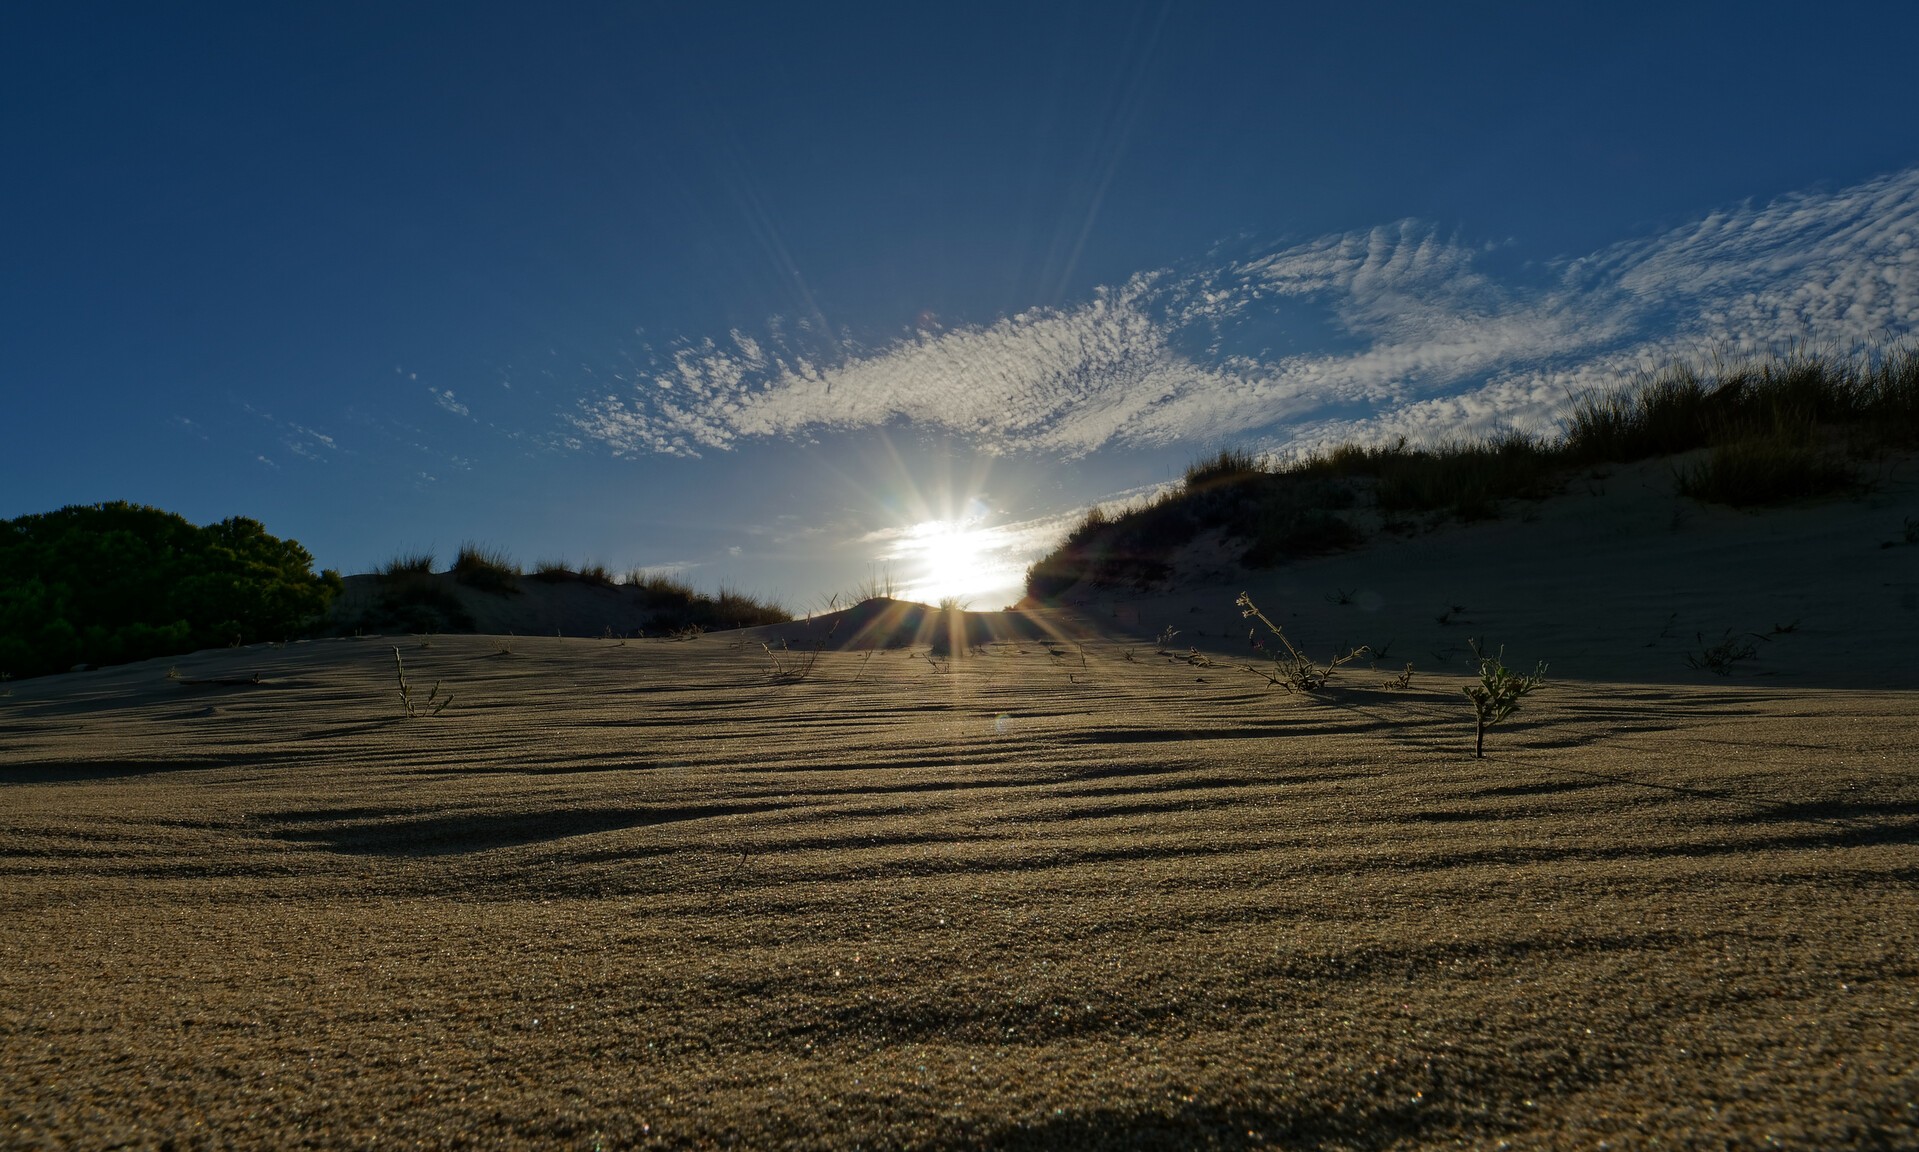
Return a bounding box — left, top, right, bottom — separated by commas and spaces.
853, 567, 900, 603
1184, 447, 1264, 489
713, 585, 789, 628
451, 542, 521, 594
625, 569, 697, 601
530, 559, 616, 587
623, 571, 790, 632
378, 551, 436, 578
358, 550, 473, 634
1024, 345, 1919, 600
1673, 430, 1856, 506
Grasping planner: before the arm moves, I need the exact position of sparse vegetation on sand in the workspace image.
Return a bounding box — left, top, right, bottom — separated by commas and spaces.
1027, 346, 1919, 600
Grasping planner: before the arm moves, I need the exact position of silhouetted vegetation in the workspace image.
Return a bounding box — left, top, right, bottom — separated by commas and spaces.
378, 551, 436, 577
451, 542, 521, 594
1027, 347, 1919, 600
340, 561, 791, 637
0, 502, 341, 679
362, 568, 476, 634
531, 559, 616, 587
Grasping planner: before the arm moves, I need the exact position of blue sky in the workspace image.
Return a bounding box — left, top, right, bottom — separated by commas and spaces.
6, 2, 1919, 610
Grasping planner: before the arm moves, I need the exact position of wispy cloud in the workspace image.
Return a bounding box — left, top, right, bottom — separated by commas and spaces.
570, 167, 1919, 458
429, 387, 471, 418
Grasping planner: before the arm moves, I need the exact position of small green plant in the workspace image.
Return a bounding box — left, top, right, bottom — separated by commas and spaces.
1381, 663, 1414, 690
1463, 640, 1546, 758
1155, 625, 1181, 649
391, 646, 451, 717
1236, 592, 1368, 693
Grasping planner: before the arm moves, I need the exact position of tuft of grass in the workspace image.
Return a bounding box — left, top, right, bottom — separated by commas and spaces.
451, 542, 521, 594
391, 646, 451, 718
852, 567, 901, 603
627, 570, 698, 602
1184, 448, 1264, 490
378, 551, 436, 578
1673, 432, 1855, 506
577, 561, 615, 587
1463, 640, 1546, 758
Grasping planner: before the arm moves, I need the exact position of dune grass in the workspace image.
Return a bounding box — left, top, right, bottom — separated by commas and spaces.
377, 550, 436, 577
1027, 347, 1919, 600
450, 542, 522, 594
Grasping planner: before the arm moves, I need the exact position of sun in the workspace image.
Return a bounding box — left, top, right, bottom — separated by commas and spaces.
894, 517, 1021, 606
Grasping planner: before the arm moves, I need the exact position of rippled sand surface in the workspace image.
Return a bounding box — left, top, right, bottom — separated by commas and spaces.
4, 631, 1915, 1148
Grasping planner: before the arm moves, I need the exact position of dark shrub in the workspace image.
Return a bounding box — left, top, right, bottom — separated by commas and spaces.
0, 502, 340, 679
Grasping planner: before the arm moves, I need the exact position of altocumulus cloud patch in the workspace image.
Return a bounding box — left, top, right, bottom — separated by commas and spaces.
569, 167, 1919, 459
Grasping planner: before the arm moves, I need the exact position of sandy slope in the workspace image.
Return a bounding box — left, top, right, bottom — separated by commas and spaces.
1033, 453, 1919, 690
3, 471, 1918, 1148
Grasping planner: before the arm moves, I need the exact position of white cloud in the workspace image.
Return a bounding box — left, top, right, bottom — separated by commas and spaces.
569, 167, 1919, 458
430, 387, 471, 418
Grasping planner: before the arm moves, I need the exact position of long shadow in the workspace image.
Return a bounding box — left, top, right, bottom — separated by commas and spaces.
267, 800, 793, 856
2, 756, 266, 783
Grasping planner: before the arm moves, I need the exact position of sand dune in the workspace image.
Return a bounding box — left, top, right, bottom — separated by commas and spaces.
4, 468, 1918, 1147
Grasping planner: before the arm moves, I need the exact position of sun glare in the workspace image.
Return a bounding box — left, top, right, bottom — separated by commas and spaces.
893, 517, 1022, 607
